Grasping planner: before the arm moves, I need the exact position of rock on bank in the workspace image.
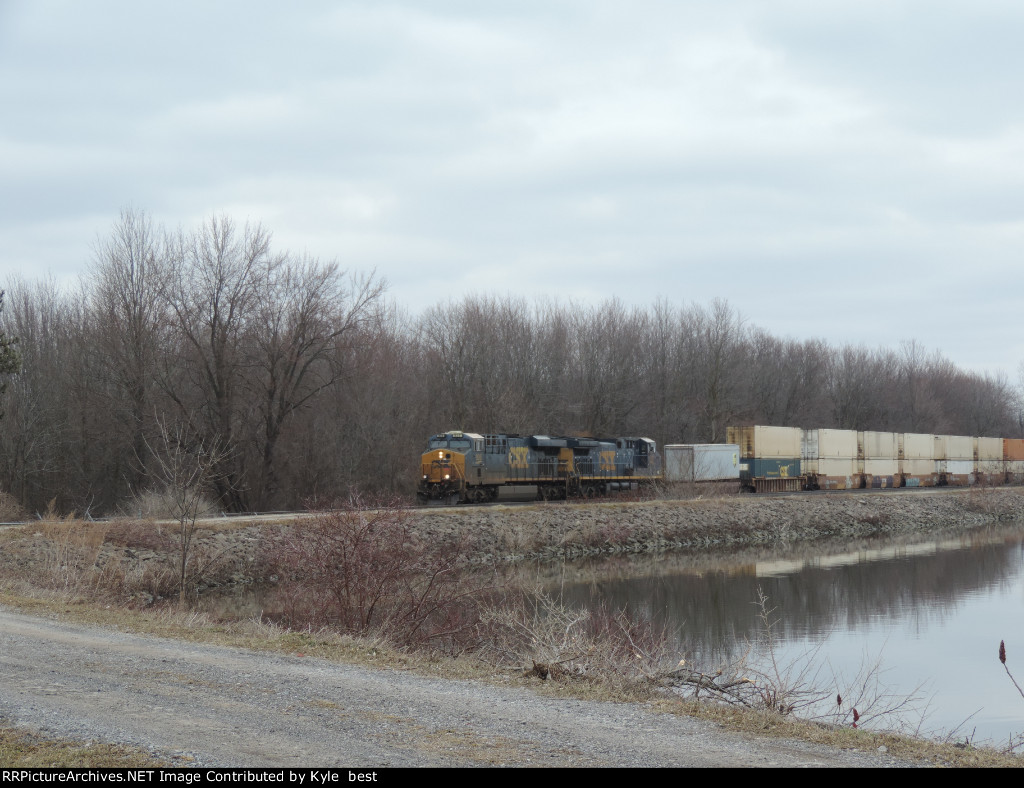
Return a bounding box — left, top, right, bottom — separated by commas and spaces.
410, 488, 1024, 563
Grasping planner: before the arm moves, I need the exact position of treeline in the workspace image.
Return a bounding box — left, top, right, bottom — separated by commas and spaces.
0, 210, 1020, 516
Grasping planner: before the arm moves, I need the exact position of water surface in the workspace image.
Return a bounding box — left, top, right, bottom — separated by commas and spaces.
552, 525, 1024, 745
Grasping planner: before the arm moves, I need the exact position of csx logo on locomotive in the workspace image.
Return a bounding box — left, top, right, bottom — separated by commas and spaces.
508, 446, 530, 469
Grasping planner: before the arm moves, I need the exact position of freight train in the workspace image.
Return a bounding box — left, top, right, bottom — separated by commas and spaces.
418, 426, 1024, 503
417, 430, 660, 504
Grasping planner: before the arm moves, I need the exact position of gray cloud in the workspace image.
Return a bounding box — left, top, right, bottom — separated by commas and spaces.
1, 0, 1021, 375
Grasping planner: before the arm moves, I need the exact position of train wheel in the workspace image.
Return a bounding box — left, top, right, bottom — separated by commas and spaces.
583, 485, 596, 498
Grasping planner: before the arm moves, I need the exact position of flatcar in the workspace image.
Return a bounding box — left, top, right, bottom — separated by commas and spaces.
417, 430, 660, 504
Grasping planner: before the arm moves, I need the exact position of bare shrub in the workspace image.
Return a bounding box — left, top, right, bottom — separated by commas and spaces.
0, 490, 25, 521
256, 497, 492, 652
120, 488, 219, 521
476, 591, 670, 694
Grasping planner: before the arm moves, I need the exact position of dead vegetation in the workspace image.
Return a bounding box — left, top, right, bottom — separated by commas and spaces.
0, 724, 168, 768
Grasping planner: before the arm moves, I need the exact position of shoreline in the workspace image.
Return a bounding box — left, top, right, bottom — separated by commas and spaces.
411, 486, 1024, 564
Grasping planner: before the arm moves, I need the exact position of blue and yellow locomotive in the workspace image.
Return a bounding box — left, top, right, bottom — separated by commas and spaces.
417, 430, 661, 504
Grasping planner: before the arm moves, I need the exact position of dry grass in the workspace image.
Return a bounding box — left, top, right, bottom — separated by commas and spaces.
0, 724, 167, 767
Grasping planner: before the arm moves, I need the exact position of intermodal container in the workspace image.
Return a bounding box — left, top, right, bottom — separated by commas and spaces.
861, 431, 897, 460
901, 433, 935, 460
802, 429, 857, 461
664, 444, 740, 483
901, 458, 939, 487
1006, 439, 1024, 482
728, 426, 802, 459
748, 458, 801, 479
1005, 439, 1024, 461
863, 457, 899, 487
941, 435, 974, 461
814, 458, 859, 489
864, 458, 898, 477
976, 437, 1004, 476
935, 435, 972, 484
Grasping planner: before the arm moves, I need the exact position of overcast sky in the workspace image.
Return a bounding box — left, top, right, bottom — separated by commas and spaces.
2, 1, 1021, 379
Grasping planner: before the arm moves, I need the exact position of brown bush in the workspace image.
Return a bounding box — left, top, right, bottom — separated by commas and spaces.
476, 591, 670, 694
256, 497, 494, 652
0, 490, 25, 521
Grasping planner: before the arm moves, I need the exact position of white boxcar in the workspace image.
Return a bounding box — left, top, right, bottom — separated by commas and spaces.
664, 444, 740, 482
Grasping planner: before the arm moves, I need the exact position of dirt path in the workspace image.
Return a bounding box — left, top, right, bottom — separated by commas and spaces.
0, 608, 913, 768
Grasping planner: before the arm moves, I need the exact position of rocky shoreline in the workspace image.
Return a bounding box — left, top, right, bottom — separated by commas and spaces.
3, 488, 1022, 596
411, 487, 1024, 563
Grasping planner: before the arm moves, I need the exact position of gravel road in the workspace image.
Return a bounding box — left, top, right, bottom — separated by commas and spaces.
0, 608, 912, 768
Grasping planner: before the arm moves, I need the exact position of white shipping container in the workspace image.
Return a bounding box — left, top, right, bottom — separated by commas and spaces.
815, 458, 858, 477
902, 433, 935, 460
750, 426, 802, 458
977, 437, 1003, 460
977, 437, 1003, 474
945, 459, 973, 476
902, 458, 935, 476
943, 435, 973, 461
864, 458, 898, 476
861, 431, 897, 460
664, 444, 740, 482
803, 429, 857, 460
817, 429, 858, 459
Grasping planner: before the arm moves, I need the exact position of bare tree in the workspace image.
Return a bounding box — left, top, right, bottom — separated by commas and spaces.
90, 207, 167, 495
248, 259, 384, 509
159, 216, 276, 511
145, 416, 229, 606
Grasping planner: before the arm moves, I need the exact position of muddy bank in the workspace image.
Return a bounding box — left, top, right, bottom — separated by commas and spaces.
411, 487, 1024, 563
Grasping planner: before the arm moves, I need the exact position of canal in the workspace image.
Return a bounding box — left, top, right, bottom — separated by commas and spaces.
550, 523, 1024, 745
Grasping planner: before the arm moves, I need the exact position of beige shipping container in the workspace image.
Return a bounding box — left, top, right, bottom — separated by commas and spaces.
901, 433, 935, 460
976, 437, 1004, 475
811, 429, 857, 458
728, 426, 802, 459
864, 458, 898, 477
941, 435, 973, 461
861, 431, 897, 460
901, 457, 939, 486
810, 457, 860, 489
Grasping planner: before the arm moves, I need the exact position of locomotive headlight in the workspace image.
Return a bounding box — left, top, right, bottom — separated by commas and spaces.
438, 451, 444, 459
444, 474, 450, 480
423, 474, 427, 479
